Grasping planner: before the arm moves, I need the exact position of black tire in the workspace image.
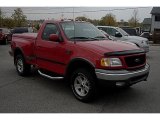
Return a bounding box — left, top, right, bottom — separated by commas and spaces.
71, 68, 97, 102
15, 54, 31, 76
3, 38, 8, 45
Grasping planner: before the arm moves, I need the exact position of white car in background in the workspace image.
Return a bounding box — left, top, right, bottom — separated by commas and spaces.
97, 26, 149, 52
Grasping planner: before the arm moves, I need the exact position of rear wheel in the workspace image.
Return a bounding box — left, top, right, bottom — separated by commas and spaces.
15, 54, 31, 76
71, 68, 96, 102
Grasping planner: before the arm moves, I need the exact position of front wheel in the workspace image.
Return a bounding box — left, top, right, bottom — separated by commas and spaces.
71, 68, 96, 102
15, 54, 31, 76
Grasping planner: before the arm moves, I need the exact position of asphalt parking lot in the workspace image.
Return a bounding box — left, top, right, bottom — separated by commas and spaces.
0, 44, 160, 113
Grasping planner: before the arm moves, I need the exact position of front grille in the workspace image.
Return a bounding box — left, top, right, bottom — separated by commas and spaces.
124, 54, 146, 68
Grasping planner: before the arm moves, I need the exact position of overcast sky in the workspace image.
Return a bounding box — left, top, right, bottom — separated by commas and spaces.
1, 7, 152, 22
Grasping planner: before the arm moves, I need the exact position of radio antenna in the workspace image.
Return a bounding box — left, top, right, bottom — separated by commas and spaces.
73, 7, 76, 44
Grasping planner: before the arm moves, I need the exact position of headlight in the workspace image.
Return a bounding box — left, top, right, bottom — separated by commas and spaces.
101, 58, 122, 67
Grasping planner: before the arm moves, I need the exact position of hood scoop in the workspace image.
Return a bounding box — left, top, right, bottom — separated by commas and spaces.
104, 49, 145, 56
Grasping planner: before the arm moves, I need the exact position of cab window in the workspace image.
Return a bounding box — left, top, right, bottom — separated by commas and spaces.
42, 24, 59, 40
98, 27, 119, 37
107, 28, 119, 36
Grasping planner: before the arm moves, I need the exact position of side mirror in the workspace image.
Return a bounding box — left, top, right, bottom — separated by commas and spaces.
49, 34, 59, 42
115, 32, 122, 37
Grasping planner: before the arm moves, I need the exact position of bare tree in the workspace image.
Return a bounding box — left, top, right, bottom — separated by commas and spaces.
128, 9, 139, 27
11, 8, 27, 27
0, 8, 4, 27
133, 9, 139, 27
100, 13, 117, 26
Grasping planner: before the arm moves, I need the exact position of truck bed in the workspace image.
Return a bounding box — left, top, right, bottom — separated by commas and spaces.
12, 33, 38, 65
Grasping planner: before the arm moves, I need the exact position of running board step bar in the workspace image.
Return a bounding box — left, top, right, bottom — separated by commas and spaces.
38, 70, 64, 80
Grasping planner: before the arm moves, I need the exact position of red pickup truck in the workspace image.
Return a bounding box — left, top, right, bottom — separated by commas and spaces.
0, 28, 12, 45
10, 20, 150, 102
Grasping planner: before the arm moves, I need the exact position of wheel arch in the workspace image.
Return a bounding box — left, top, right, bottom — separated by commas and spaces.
13, 47, 25, 65
65, 58, 96, 80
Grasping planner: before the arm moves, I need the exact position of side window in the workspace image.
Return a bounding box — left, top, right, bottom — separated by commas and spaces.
155, 15, 160, 21
108, 28, 119, 36
112, 28, 119, 36
98, 27, 109, 35
107, 28, 113, 36
96, 27, 120, 37
42, 24, 59, 40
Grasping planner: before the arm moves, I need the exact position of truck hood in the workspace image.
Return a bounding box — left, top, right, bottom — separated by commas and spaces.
76, 40, 140, 55
124, 36, 148, 42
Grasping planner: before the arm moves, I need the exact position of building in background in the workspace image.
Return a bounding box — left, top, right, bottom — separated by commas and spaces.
142, 18, 151, 32
150, 7, 160, 33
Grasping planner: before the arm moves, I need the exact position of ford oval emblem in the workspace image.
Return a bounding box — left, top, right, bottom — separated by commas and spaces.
135, 58, 140, 63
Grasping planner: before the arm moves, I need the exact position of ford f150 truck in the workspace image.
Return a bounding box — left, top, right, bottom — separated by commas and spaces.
10, 20, 150, 102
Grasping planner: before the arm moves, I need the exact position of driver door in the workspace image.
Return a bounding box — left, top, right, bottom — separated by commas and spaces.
35, 23, 67, 74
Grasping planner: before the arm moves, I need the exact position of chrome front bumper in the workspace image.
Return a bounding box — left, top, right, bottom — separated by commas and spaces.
95, 64, 150, 82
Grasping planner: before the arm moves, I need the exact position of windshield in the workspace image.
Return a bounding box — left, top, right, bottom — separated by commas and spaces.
61, 22, 106, 41
117, 27, 129, 36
